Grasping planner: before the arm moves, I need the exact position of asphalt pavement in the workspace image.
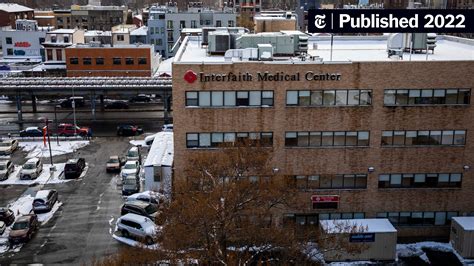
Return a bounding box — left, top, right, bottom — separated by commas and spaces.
0, 137, 140, 264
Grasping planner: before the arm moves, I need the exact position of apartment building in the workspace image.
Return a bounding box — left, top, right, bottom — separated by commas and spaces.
0, 3, 34, 29
65, 43, 160, 77
172, 34, 474, 241
147, 2, 236, 58
70, 4, 127, 31
43, 29, 84, 62
0, 20, 46, 61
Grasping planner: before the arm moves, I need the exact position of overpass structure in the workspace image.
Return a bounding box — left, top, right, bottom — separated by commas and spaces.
0, 77, 173, 122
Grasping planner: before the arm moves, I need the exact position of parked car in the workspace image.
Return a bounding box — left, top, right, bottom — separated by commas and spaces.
105, 100, 129, 109
64, 158, 86, 179
117, 125, 143, 136
32, 189, 58, 213
0, 160, 14, 181
126, 191, 164, 205
0, 139, 19, 155
59, 96, 85, 108
0, 221, 5, 235
126, 147, 141, 162
106, 156, 123, 173
144, 134, 156, 146
8, 214, 39, 246
116, 213, 158, 245
120, 200, 159, 221
120, 160, 140, 180
20, 127, 47, 137
57, 123, 89, 137
20, 158, 43, 180
161, 124, 173, 132
122, 176, 140, 196
0, 207, 15, 226
129, 94, 151, 103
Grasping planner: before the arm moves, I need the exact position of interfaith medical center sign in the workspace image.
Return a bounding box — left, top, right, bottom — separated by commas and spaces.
308, 9, 474, 33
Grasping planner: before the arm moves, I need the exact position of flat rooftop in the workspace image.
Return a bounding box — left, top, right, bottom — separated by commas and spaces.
175, 35, 474, 64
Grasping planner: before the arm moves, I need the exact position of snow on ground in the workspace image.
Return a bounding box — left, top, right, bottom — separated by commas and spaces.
19, 140, 90, 159
112, 234, 160, 250
0, 163, 73, 186
129, 139, 148, 147
397, 241, 474, 265
37, 202, 63, 225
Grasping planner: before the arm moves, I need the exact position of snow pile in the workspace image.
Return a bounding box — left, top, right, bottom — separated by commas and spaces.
112, 234, 160, 250
303, 242, 324, 263
0, 163, 73, 186
19, 141, 90, 159
130, 139, 148, 147
396, 241, 474, 264
37, 202, 63, 225
9, 194, 34, 216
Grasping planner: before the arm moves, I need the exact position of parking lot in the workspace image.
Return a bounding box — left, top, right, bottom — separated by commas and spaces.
0, 136, 147, 264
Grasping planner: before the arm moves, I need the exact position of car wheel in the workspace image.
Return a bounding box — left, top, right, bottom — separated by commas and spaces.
145, 236, 154, 245
122, 230, 130, 238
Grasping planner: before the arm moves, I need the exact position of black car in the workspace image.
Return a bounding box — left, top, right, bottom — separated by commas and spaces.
117, 125, 144, 136
129, 94, 151, 103
105, 101, 129, 109
64, 158, 86, 179
59, 97, 85, 108
20, 127, 44, 137
0, 207, 15, 226
120, 201, 159, 221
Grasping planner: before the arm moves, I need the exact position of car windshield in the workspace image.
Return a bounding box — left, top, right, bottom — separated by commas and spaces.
23, 163, 36, 169
108, 158, 119, 163
123, 179, 136, 185
0, 165, 5, 170
124, 163, 136, 169
127, 151, 138, 157
0, 142, 10, 147
145, 204, 158, 214
12, 221, 29, 230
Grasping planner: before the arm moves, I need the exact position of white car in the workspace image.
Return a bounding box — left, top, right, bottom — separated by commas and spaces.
126, 191, 165, 205
0, 160, 14, 181
0, 139, 18, 155
20, 158, 43, 180
161, 124, 173, 132
126, 147, 140, 162
116, 213, 159, 245
120, 160, 140, 179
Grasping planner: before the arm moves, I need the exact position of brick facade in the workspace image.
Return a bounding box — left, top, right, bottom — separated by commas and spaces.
172, 60, 474, 239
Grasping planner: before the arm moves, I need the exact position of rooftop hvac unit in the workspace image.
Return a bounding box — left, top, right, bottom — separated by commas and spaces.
208, 32, 230, 54
387, 33, 403, 58
258, 44, 273, 61
403, 33, 427, 51
201, 27, 217, 45
89, 41, 102, 47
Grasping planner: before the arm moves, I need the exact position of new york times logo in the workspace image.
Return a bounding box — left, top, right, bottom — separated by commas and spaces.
314, 14, 326, 29
307, 9, 473, 33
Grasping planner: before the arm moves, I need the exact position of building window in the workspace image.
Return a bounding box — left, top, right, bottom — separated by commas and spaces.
228, 20, 234, 27
186, 132, 273, 148
290, 174, 367, 190
185, 91, 274, 107
287, 90, 372, 106
289, 213, 365, 227
63, 36, 69, 43
7, 48, 13, 56
5, 37, 12, 45
117, 35, 124, 41
138, 58, 147, 65
378, 173, 462, 188
51, 36, 57, 43
113, 57, 121, 65
381, 130, 466, 146
56, 49, 62, 61
95, 58, 104, 65
125, 58, 134, 65
216, 20, 222, 27
191, 20, 197, 28
47, 49, 53, 60
83, 58, 92, 65
166, 20, 173, 29
285, 131, 369, 147
384, 89, 470, 105
377, 211, 458, 226
70, 57, 78, 64
179, 20, 186, 29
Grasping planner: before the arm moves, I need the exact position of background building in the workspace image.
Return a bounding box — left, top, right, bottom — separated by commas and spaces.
84, 30, 112, 44
172, 33, 474, 241
70, 4, 127, 31
111, 24, 136, 45
0, 3, 34, 29
0, 20, 46, 61
65, 43, 160, 77
34, 10, 56, 28
254, 12, 297, 33
43, 29, 84, 62
53, 9, 72, 29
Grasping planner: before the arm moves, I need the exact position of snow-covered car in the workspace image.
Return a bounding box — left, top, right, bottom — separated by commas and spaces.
126, 147, 141, 162
116, 213, 159, 245
0, 139, 18, 155
126, 191, 164, 205
0, 160, 14, 181
120, 160, 140, 179
0, 221, 5, 235
106, 155, 123, 172
20, 158, 43, 180
32, 189, 58, 213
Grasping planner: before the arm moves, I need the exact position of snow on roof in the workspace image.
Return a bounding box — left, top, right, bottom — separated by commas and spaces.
144, 132, 173, 167
49, 29, 76, 34
35, 190, 51, 200
175, 35, 474, 63
130, 26, 148, 36
84, 30, 112, 37
452, 217, 474, 231
0, 3, 33, 13
320, 219, 397, 234
181, 28, 202, 34
155, 57, 173, 77
134, 14, 143, 20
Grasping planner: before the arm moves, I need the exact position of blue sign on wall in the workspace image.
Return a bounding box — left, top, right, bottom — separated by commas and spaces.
349, 233, 375, 243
